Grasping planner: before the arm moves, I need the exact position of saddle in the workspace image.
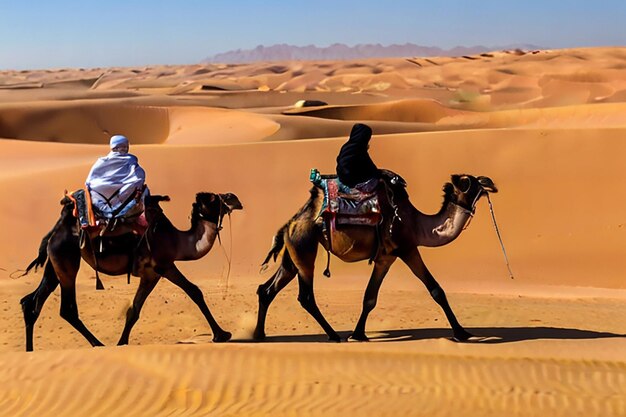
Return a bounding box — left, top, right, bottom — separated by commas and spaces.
310, 169, 406, 275
310, 169, 382, 228
66, 188, 148, 238
65, 189, 155, 290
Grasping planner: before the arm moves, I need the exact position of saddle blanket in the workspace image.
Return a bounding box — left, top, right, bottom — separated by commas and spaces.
66, 189, 97, 227
310, 169, 381, 226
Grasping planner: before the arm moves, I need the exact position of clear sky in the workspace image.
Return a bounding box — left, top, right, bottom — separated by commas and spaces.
1, 0, 624, 70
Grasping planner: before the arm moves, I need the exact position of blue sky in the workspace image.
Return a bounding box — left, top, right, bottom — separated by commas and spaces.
1, 0, 624, 70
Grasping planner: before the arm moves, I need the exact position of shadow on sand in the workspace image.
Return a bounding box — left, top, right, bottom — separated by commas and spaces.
231, 327, 626, 344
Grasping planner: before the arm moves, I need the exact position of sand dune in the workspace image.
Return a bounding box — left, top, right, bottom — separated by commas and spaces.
0, 101, 169, 144
166, 106, 280, 144
0, 102, 284, 145
3, 126, 624, 288
1, 47, 625, 416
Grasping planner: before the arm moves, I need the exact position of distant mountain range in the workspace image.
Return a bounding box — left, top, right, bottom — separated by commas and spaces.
203, 43, 544, 63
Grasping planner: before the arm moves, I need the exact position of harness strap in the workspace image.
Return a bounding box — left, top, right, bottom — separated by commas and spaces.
84, 187, 96, 227
323, 251, 331, 277
110, 185, 145, 219
323, 213, 334, 278
82, 229, 105, 291
127, 256, 132, 285
368, 217, 382, 265
90, 186, 122, 209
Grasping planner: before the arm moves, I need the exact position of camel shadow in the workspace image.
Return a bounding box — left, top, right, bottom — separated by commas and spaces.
233, 326, 626, 344
368, 326, 626, 344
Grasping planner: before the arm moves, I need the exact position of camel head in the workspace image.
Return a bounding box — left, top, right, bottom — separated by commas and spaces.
194, 192, 243, 224
447, 174, 497, 213
217, 192, 244, 213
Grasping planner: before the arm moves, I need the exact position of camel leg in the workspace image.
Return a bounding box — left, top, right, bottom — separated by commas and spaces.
296, 271, 340, 342
289, 242, 340, 342
20, 261, 59, 351
50, 228, 104, 347
160, 265, 231, 343
117, 274, 161, 345
350, 255, 396, 341
57, 284, 105, 347
400, 248, 473, 341
254, 251, 298, 340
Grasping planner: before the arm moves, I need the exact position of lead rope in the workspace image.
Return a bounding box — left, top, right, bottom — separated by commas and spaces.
217, 212, 233, 299
486, 193, 514, 279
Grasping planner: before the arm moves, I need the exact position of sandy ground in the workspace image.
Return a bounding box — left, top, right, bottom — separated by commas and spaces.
0, 47, 625, 416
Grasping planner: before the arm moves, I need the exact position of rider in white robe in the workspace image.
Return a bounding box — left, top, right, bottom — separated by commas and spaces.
86, 135, 148, 219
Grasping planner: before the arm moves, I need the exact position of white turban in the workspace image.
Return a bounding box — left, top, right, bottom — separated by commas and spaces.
110, 135, 129, 149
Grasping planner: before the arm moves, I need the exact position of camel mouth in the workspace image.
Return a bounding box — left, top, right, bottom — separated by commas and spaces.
219, 193, 243, 212
478, 176, 498, 193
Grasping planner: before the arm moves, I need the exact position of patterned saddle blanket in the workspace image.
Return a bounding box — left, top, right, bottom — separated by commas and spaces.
310, 169, 382, 226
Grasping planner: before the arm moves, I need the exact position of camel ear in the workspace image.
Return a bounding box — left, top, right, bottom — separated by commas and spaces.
458, 176, 471, 193
209, 194, 216, 202
451, 174, 471, 193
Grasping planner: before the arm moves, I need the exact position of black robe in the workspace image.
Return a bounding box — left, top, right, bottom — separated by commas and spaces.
336, 123, 380, 187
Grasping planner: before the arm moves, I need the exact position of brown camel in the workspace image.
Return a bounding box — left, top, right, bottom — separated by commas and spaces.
20, 192, 243, 351
255, 173, 497, 342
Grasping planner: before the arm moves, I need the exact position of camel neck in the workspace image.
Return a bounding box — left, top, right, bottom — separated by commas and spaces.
178, 220, 219, 261
410, 199, 473, 247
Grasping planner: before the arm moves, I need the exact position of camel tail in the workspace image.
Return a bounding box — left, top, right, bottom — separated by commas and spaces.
23, 229, 53, 276
260, 223, 288, 272
260, 186, 320, 273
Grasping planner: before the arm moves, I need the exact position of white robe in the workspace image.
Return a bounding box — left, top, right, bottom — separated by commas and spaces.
85, 151, 146, 218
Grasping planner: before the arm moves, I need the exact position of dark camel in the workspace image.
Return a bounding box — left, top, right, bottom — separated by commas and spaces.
20, 192, 243, 351
255, 174, 497, 342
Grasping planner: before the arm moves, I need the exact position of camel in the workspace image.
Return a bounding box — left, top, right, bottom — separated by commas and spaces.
255, 173, 497, 342
20, 192, 243, 351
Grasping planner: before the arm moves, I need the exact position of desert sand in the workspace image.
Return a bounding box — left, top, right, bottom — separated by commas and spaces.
0, 47, 625, 416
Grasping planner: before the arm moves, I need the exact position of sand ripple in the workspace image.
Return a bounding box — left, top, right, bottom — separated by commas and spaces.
0, 343, 624, 417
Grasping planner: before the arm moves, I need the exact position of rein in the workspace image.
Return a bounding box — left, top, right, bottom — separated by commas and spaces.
215, 195, 233, 298
217, 212, 233, 298
486, 193, 515, 279
453, 186, 514, 279
194, 195, 233, 297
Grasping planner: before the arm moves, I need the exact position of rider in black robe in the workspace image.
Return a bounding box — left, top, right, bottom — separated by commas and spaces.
336, 123, 380, 187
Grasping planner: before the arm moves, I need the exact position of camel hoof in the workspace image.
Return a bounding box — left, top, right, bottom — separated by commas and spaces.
348, 333, 369, 342
328, 334, 342, 343
451, 329, 474, 342
253, 330, 266, 341
213, 331, 232, 343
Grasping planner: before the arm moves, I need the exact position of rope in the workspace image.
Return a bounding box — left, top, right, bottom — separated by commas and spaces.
218, 212, 233, 299
486, 193, 515, 279
10, 269, 27, 279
